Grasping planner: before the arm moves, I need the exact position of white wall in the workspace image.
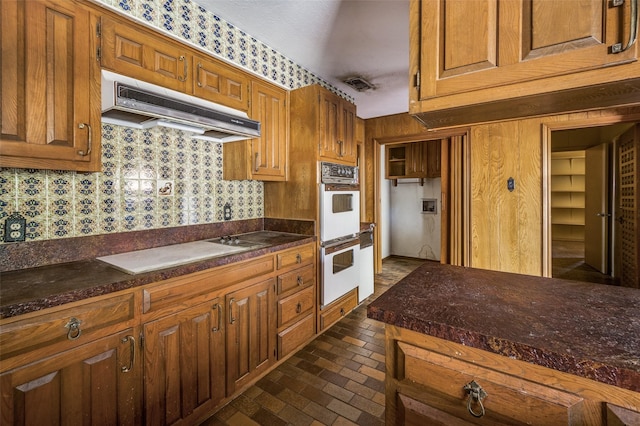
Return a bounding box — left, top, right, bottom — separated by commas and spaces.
389, 178, 441, 260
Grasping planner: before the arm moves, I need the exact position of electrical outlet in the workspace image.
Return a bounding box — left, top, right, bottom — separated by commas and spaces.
4, 212, 26, 242
223, 203, 232, 221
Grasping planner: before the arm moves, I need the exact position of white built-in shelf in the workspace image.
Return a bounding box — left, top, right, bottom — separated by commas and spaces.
551, 151, 585, 242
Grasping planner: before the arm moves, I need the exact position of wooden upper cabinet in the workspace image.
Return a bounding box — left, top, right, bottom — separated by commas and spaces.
192, 55, 250, 112
223, 79, 288, 181
319, 89, 357, 165
100, 15, 190, 93
411, 0, 640, 128
0, 0, 101, 171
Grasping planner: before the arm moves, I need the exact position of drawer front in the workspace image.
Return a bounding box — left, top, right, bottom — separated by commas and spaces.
143, 255, 274, 318
319, 288, 357, 331
276, 243, 315, 271
0, 292, 135, 362
277, 263, 314, 296
277, 285, 315, 328
277, 313, 314, 359
397, 341, 586, 425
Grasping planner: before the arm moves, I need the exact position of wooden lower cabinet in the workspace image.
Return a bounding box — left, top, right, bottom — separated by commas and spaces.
143, 299, 225, 425
225, 278, 276, 395
386, 325, 640, 425
319, 288, 358, 332
0, 328, 141, 425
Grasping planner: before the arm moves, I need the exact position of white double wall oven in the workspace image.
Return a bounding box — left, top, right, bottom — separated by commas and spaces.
319, 162, 361, 307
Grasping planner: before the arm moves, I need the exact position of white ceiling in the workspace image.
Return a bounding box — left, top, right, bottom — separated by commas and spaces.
198, 0, 410, 119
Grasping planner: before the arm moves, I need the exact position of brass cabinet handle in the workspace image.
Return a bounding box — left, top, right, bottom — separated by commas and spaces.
340, 308, 345, 316
65, 317, 82, 340
121, 335, 135, 373
296, 302, 302, 314
297, 275, 303, 286
255, 152, 260, 172
212, 303, 221, 332
178, 55, 188, 82
337, 140, 344, 157
463, 380, 487, 418
229, 298, 236, 324
77, 123, 92, 156
296, 253, 302, 264
196, 62, 203, 87
610, 0, 638, 53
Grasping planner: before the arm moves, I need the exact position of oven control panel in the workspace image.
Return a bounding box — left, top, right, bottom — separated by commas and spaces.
321, 162, 358, 185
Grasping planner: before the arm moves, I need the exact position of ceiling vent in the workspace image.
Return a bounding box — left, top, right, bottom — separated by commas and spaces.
343, 76, 375, 92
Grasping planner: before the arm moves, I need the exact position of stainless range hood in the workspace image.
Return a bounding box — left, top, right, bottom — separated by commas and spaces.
101, 70, 260, 142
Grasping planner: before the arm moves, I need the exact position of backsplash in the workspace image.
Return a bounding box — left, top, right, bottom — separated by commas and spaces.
0, 125, 263, 243
0, 0, 347, 245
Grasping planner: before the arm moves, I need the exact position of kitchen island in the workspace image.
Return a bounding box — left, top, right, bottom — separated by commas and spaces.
367, 262, 640, 425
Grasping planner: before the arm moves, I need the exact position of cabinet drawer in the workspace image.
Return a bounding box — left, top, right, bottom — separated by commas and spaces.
277, 285, 315, 328
396, 341, 586, 425
0, 292, 135, 363
276, 244, 315, 271
143, 255, 274, 318
319, 288, 357, 331
278, 313, 314, 359
277, 263, 314, 296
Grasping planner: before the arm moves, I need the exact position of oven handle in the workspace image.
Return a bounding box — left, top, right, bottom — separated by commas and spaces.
322, 237, 360, 255
322, 183, 360, 191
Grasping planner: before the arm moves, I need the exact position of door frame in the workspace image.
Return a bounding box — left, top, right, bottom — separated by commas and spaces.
542, 113, 640, 278
373, 128, 470, 271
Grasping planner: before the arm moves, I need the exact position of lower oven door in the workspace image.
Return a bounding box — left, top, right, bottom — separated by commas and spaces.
321, 238, 360, 307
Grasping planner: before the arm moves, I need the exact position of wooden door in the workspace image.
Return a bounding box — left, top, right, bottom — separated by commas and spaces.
416, 0, 637, 100
250, 80, 287, 180
143, 300, 225, 425
100, 16, 189, 92
192, 55, 249, 111
0, 0, 100, 171
0, 329, 141, 425
615, 124, 640, 288
319, 90, 342, 162
226, 278, 276, 395
585, 143, 609, 274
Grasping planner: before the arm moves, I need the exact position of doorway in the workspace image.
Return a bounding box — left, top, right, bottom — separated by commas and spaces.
549, 122, 638, 286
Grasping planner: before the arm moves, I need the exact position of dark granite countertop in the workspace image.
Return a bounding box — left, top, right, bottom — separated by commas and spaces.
1, 231, 314, 319
367, 262, 640, 393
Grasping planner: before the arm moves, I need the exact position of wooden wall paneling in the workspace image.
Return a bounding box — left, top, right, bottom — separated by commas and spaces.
490, 121, 521, 273
470, 125, 492, 270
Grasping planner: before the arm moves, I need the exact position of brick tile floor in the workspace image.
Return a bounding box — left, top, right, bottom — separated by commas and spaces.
200, 256, 426, 426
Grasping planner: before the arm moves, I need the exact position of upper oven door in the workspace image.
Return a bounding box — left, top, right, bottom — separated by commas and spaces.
320, 184, 360, 242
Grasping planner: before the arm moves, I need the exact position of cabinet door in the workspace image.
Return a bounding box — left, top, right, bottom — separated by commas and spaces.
416, 0, 637, 100
339, 100, 357, 165
143, 299, 225, 425
250, 80, 288, 180
426, 140, 441, 178
0, 0, 101, 171
0, 329, 141, 425
226, 278, 276, 395
319, 90, 342, 162
407, 142, 427, 178
192, 55, 250, 111
100, 16, 189, 92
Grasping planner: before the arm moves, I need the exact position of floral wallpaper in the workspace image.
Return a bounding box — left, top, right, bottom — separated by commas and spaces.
0, 0, 342, 244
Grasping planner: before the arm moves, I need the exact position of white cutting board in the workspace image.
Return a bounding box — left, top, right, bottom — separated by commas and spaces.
97, 241, 245, 274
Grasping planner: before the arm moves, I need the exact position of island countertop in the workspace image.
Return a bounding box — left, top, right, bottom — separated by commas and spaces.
366, 262, 640, 393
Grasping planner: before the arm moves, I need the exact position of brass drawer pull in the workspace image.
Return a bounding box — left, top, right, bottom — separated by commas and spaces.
229, 298, 236, 324
296, 253, 302, 264
65, 317, 82, 340
77, 123, 92, 156
178, 55, 188, 82
463, 380, 487, 418
297, 275, 303, 286
121, 335, 136, 373
296, 302, 302, 314
212, 303, 222, 332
